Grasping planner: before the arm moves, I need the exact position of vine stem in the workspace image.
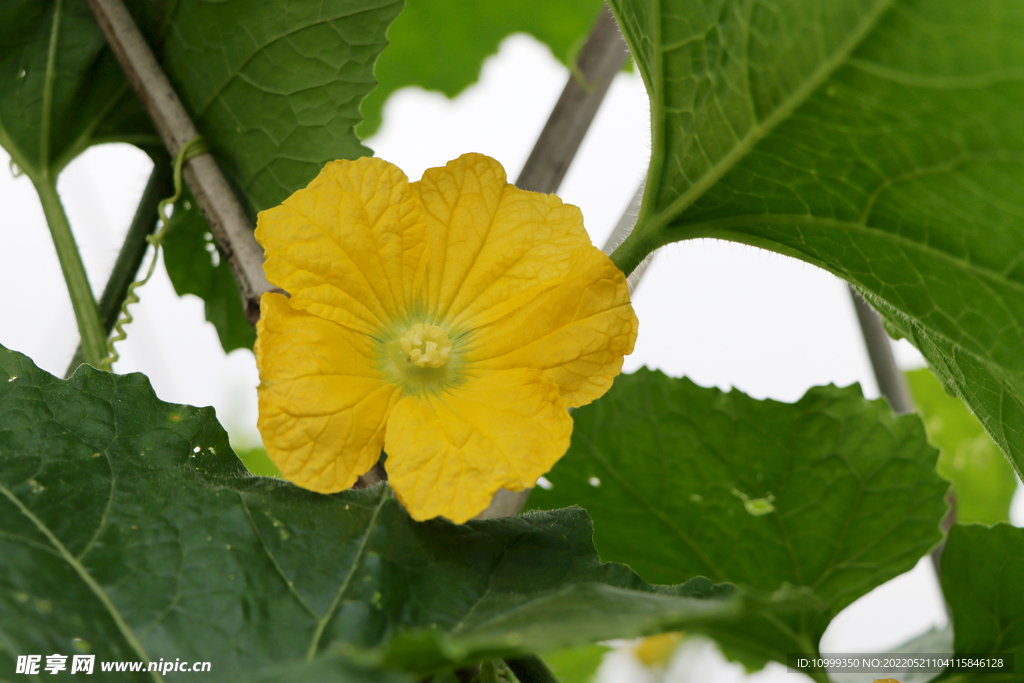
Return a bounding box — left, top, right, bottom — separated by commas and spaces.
86, 0, 273, 324
65, 157, 173, 376
34, 179, 107, 368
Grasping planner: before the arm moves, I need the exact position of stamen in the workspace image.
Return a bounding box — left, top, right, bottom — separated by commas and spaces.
398, 323, 452, 368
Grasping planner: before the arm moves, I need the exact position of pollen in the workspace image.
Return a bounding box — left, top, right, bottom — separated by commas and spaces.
399, 323, 452, 369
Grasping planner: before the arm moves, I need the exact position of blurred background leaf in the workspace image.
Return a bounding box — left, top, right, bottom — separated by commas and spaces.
357, 0, 607, 137
541, 644, 609, 683
906, 367, 1017, 525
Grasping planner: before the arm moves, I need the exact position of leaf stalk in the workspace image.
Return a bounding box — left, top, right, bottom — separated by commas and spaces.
33, 179, 107, 368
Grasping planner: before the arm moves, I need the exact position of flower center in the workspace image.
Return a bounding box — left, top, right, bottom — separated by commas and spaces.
398, 323, 452, 369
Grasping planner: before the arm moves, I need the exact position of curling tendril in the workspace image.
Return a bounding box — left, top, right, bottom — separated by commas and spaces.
100, 136, 210, 371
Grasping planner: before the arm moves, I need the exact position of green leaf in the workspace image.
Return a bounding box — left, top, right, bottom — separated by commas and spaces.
234, 444, 283, 479
905, 368, 1016, 525
157, 0, 402, 214
0, 0, 159, 366
940, 524, 1024, 679
541, 645, 608, 683
528, 369, 947, 672
162, 190, 257, 352
357, 0, 607, 137
0, 0, 158, 183
0, 345, 804, 679
610, 0, 1024, 483
227, 654, 412, 683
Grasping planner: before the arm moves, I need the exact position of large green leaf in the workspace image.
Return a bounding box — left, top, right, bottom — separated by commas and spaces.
528, 369, 947, 674
357, 0, 606, 137
0, 0, 157, 183
0, 345, 805, 680
906, 368, 1016, 525
610, 0, 1024, 482
940, 524, 1024, 681
157, 0, 402, 214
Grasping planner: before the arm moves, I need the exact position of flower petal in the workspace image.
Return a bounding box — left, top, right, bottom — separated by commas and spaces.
468, 246, 638, 408
413, 153, 593, 328
255, 157, 427, 335
256, 293, 398, 492
383, 369, 572, 523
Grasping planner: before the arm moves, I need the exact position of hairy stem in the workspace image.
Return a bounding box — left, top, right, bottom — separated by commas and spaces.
65, 156, 173, 376
33, 179, 107, 368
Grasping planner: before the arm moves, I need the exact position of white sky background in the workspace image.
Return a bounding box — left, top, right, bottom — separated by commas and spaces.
2, 31, 1017, 682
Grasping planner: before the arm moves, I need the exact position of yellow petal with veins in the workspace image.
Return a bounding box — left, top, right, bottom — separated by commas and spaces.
384, 369, 572, 523
256, 293, 398, 492
412, 154, 592, 327
255, 157, 427, 334
469, 246, 638, 408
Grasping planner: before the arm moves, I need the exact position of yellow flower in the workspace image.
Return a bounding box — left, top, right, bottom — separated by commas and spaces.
633, 632, 682, 667
254, 153, 638, 523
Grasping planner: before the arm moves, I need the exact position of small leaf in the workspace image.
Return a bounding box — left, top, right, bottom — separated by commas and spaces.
529, 369, 947, 671
161, 190, 257, 352
905, 367, 1016, 525
234, 444, 283, 479
0, 345, 805, 679
941, 524, 1024, 677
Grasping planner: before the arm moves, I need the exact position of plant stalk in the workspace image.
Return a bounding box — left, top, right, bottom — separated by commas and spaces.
85, 0, 272, 325
479, 660, 499, 683
602, 182, 652, 291
65, 157, 173, 376
848, 289, 913, 414
34, 179, 107, 368
848, 287, 954, 609
515, 5, 629, 193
